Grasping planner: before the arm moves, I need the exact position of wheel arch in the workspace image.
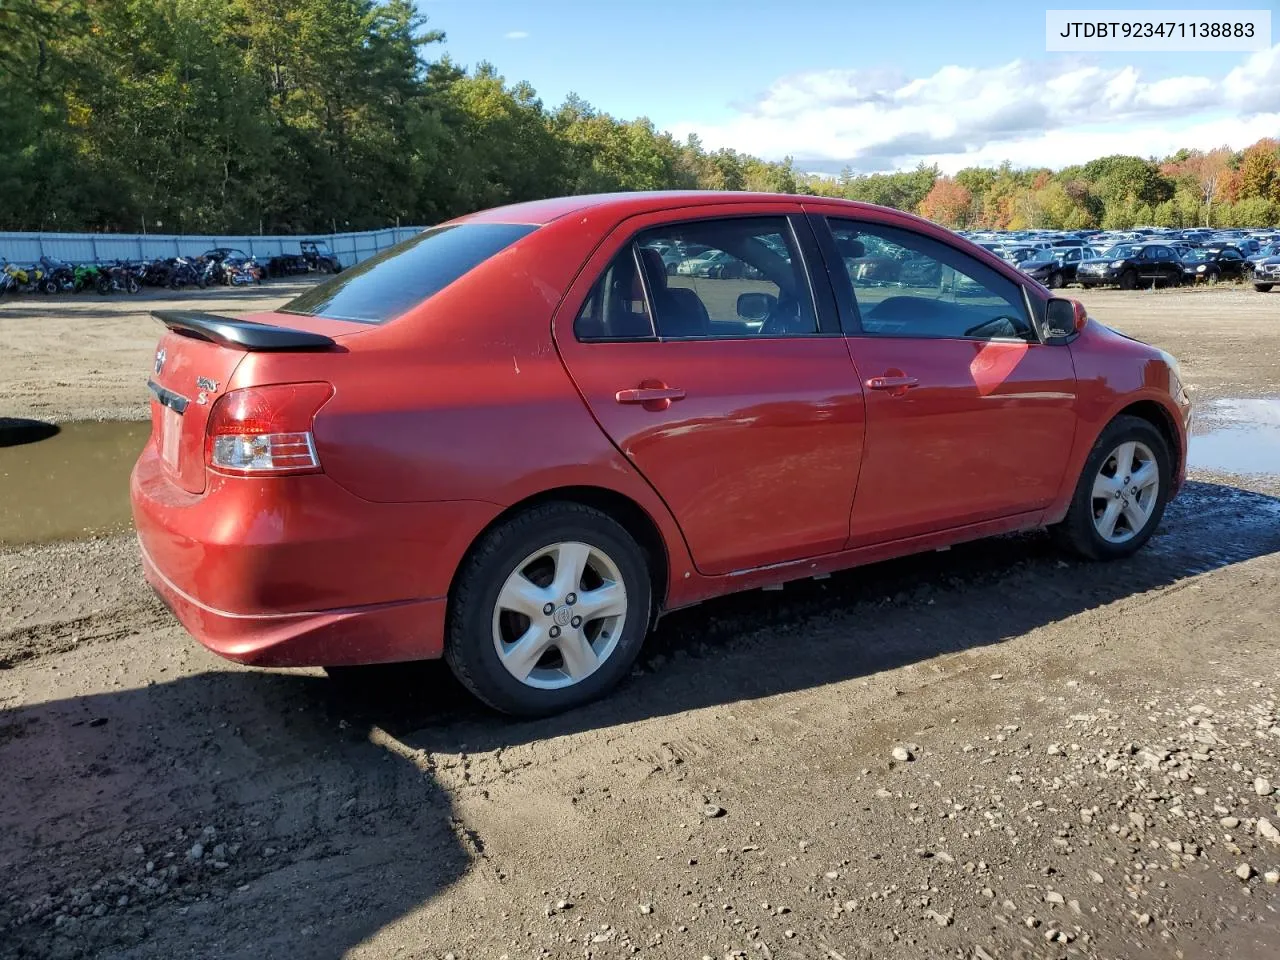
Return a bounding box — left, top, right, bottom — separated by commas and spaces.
446, 485, 671, 625
1046, 393, 1185, 525
1115, 398, 1181, 469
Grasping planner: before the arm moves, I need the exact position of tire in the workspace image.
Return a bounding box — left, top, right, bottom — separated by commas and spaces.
1118, 270, 1137, 290
1206, 270, 1219, 285
1053, 415, 1171, 561
1048, 271, 1063, 289
445, 502, 653, 716
1255, 284, 1274, 293
95, 276, 111, 295
40, 279, 57, 295
126, 277, 140, 294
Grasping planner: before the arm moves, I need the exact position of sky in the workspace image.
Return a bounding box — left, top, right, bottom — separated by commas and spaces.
417, 0, 1280, 175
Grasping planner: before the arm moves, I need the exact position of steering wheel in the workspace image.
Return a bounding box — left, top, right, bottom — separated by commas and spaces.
963, 316, 1023, 339
760, 293, 809, 336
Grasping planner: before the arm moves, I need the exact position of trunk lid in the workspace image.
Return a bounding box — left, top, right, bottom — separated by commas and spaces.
146, 310, 357, 494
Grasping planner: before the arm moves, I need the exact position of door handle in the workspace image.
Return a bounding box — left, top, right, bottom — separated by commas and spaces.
615, 386, 686, 404
866, 375, 919, 391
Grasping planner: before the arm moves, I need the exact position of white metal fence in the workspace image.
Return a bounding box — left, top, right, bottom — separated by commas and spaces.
0, 227, 428, 269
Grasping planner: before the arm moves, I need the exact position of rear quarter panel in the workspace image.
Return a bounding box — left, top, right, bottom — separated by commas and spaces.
276, 209, 698, 600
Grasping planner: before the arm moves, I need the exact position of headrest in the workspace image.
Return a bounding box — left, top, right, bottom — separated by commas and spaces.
639, 247, 668, 290
835, 236, 866, 259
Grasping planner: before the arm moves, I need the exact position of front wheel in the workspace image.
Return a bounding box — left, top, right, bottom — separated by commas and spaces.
1118, 270, 1137, 290
1047, 271, 1063, 289
445, 503, 652, 716
1053, 415, 1171, 561
1255, 283, 1274, 293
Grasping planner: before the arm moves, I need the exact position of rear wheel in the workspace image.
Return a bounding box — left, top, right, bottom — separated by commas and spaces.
445, 503, 653, 716
1054, 415, 1170, 561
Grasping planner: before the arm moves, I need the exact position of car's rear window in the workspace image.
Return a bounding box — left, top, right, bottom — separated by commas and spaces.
279, 223, 537, 324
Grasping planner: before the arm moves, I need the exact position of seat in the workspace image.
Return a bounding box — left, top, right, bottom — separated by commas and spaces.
590, 252, 651, 339
639, 247, 710, 338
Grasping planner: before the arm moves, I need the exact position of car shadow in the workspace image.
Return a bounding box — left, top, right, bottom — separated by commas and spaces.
1, 480, 1277, 959
0, 669, 470, 960
320, 480, 1280, 752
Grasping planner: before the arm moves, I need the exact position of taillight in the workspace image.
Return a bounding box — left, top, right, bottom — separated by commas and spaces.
206, 382, 333, 475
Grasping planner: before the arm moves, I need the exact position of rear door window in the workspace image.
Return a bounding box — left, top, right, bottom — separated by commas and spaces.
634, 217, 820, 339
280, 223, 536, 324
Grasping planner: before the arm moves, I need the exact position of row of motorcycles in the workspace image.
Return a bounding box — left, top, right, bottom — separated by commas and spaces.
0, 254, 264, 296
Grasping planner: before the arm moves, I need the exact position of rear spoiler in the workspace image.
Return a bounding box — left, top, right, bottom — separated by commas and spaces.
152, 310, 335, 351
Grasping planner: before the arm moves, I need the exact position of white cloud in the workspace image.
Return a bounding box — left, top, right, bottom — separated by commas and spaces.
503, 30, 529, 40
675, 45, 1280, 174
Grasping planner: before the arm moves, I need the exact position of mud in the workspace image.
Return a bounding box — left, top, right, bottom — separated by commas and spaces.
0, 421, 146, 544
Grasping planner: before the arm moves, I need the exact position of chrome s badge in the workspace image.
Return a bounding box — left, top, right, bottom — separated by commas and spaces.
195, 376, 218, 405
154, 348, 166, 375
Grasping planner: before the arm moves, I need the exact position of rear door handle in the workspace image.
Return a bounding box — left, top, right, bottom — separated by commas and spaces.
866, 375, 919, 391
615, 386, 686, 404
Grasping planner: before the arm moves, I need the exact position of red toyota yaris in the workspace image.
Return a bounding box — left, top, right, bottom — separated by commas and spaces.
131, 192, 1191, 715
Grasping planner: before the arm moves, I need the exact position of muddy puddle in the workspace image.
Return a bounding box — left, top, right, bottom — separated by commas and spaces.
1188, 397, 1280, 477
0, 420, 148, 545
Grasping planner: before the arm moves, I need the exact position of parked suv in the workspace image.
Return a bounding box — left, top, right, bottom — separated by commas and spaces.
1253, 252, 1280, 292
1018, 247, 1094, 288
1181, 246, 1249, 284
1076, 243, 1183, 289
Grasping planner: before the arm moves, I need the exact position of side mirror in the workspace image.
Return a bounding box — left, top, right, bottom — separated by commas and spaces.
736, 291, 775, 322
1044, 297, 1088, 338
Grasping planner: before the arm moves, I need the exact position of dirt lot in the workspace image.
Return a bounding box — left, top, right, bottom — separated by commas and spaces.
2, 283, 1280, 960
0, 282, 316, 423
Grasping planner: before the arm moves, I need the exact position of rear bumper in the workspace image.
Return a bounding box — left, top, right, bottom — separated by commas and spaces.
141, 542, 447, 666
131, 442, 499, 667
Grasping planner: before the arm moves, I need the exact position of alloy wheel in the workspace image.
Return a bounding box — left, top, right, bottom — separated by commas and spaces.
491, 541, 628, 690
1091, 440, 1159, 544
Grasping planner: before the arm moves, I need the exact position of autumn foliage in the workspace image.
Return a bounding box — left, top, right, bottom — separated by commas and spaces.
1, 0, 1277, 233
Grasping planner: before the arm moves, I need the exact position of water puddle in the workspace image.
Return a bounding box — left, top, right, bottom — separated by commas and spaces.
0, 420, 148, 545
1188, 398, 1280, 477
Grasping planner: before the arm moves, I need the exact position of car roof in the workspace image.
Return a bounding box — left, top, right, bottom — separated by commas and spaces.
453, 191, 930, 227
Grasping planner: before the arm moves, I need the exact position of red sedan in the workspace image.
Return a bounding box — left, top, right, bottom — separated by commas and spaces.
131, 192, 1191, 715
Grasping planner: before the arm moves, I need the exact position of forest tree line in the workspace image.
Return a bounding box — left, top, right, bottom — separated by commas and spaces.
2, 0, 1279, 235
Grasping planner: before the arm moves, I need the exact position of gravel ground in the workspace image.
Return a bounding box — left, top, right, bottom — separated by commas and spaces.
1, 283, 1279, 960
0, 281, 315, 423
